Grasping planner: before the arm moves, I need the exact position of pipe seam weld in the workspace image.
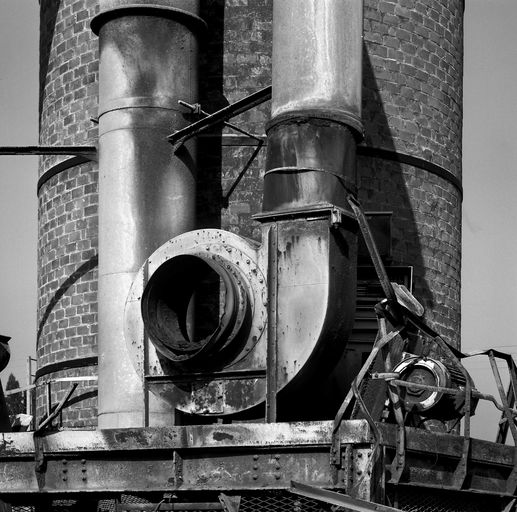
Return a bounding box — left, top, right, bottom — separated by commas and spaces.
91, 4, 207, 35
266, 110, 364, 140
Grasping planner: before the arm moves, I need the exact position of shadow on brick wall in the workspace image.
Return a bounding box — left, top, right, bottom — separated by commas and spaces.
37, 254, 98, 347
38, 0, 60, 123
196, 0, 226, 229
361, 46, 433, 312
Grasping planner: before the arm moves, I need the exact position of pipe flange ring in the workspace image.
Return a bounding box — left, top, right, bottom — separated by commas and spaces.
125, 229, 267, 375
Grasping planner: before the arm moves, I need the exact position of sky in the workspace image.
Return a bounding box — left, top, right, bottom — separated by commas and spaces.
0, 0, 516, 440
461, 0, 517, 439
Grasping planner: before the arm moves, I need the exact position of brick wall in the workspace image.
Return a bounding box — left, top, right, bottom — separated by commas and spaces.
199, 0, 463, 344
37, 0, 99, 426
361, 0, 463, 345
197, 0, 271, 240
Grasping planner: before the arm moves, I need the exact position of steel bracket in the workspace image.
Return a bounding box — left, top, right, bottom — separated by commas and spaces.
168, 86, 271, 152
387, 417, 406, 485
253, 203, 356, 225
218, 493, 241, 512
177, 98, 266, 206
452, 437, 470, 489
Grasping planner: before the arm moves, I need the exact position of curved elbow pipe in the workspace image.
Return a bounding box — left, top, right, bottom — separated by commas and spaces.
260, 0, 362, 418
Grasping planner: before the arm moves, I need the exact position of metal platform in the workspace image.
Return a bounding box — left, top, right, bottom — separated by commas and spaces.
0, 419, 515, 508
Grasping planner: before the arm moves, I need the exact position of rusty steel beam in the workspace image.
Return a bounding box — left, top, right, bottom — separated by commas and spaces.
0, 421, 368, 455
0, 421, 367, 495
0, 421, 516, 498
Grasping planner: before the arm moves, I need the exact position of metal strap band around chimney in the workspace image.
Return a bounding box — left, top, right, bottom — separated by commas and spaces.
357, 146, 463, 200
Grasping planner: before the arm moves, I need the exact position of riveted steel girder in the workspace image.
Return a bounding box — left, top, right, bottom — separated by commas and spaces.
0, 421, 516, 500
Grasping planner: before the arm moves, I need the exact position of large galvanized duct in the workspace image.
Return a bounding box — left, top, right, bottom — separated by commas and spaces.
91, 0, 203, 428
124, 0, 363, 420
264, 0, 362, 211
260, 0, 363, 418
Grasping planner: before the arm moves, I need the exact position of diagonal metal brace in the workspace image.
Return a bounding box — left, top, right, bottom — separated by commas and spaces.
34, 383, 78, 490
178, 100, 261, 141
331, 324, 403, 468
346, 194, 397, 304
290, 481, 402, 512
36, 382, 78, 433
168, 86, 271, 152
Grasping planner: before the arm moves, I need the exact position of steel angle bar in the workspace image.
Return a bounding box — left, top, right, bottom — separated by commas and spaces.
497, 354, 517, 444
222, 139, 265, 205
266, 224, 279, 423
178, 100, 260, 141
168, 86, 271, 151
290, 481, 401, 512
0, 420, 371, 456
346, 195, 396, 304
488, 351, 517, 494
36, 383, 78, 433
382, 320, 406, 486
331, 324, 403, 467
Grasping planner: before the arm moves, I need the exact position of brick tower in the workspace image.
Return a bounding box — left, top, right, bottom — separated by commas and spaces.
37, 0, 99, 426
37, 0, 463, 425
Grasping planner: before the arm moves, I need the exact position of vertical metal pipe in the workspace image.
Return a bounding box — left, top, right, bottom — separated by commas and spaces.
271, 0, 362, 130
92, 1, 203, 428
264, 0, 363, 211
261, 0, 363, 417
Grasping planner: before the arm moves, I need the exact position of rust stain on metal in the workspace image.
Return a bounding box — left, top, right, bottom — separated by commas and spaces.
213, 432, 234, 442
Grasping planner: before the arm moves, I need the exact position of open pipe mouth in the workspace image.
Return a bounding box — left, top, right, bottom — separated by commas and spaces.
141, 254, 251, 368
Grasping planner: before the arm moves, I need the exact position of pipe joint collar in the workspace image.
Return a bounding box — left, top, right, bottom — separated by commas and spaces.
125, 229, 267, 374
266, 110, 364, 141
91, 4, 207, 35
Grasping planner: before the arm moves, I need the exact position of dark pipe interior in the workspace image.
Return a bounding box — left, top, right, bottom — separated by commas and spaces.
141, 254, 251, 369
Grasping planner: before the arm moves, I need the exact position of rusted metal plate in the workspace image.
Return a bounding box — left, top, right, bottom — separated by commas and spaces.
0, 421, 369, 494
181, 450, 334, 490
379, 423, 517, 496
1, 421, 516, 497
0, 420, 369, 456
0, 458, 177, 494
378, 423, 516, 467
